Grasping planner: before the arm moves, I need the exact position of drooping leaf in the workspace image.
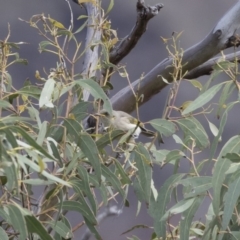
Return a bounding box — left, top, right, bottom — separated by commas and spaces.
96, 130, 124, 149
150, 119, 176, 137
106, 0, 114, 14
222, 176, 240, 230
101, 164, 126, 199
179, 196, 204, 240
39, 78, 55, 108
47, 221, 73, 239
149, 174, 185, 239
182, 83, 223, 115
212, 135, 240, 216
78, 133, 101, 182
39, 41, 56, 52
132, 144, 152, 203
161, 197, 195, 221
8, 205, 28, 240
25, 215, 54, 240
176, 117, 209, 149
75, 79, 112, 115
77, 166, 97, 215
0, 226, 8, 240
223, 153, 240, 163
61, 200, 97, 225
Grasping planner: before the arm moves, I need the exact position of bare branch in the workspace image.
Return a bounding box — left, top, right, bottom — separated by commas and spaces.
111, 2, 240, 113
109, 0, 163, 65
74, 1, 102, 101
186, 50, 240, 79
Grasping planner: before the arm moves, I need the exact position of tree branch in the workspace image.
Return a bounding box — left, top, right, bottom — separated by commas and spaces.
109, 0, 163, 65
111, 1, 240, 113
186, 50, 240, 79
74, 1, 102, 101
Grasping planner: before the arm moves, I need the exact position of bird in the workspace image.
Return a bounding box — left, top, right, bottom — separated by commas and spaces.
95, 109, 156, 139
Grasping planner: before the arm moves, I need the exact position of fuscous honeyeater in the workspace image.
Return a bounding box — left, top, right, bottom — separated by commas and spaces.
94, 109, 156, 139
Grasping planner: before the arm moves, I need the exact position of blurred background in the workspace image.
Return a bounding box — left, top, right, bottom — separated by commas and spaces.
0, 0, 239, 239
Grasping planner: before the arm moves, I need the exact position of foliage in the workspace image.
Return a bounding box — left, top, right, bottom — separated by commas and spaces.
0, 2, 240, 240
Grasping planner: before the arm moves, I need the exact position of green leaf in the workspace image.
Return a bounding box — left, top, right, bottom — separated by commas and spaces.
25, 215, 54, 240
161, 198, 195, 221
176, 117, 209, 149
96, 130, 124, 149
75, 79, 112, 115
61, 200, 97, 225
39, 41, 56, 52
47, 221, 73, 239
150, 119, 176, 137
0, 126, 54, 160
165, 150, 185, 164
212, 135, 240, 216
39, 78, 55, 108
37, 121, 47, 146
17, 154, 71, 187
22, 179, 55, 185
84, 216, 102, 240
106, 0, 114, 14
222, 176, 240, 230
114, 159, 131, 185
101, 164, 126, 199
179, 196, 204, 240
132, 144, 152, 203
0, 226, 8, 240
8, 205, 28, 240
0, 99, 15, 111
77, 166, 97, 215
179, 176, 212, 198
63, 118, 82, 141
217, 81, 235, 117
207, 102, 235, 170
189, 79, 202, 90
70, 101, 89, 121
74, 19, 88, 34
182, 83, 223, 115
49, 18, 65, 29
149, 173, 185, 239
223, 153, 240, 163
78, 133, 101, 182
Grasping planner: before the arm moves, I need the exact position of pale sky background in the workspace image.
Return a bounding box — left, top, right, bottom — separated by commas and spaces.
0, 0, 239, 239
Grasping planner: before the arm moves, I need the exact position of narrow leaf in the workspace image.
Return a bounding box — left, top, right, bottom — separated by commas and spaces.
75, 79, 112, 115
222, 177, 240, 230
25, 215, 54, 240
39, 78, 55, 108
212, 135, 240, 215
8, 205, 28, 240
149, 174, 185, 239
150, 119, 176, 137
176, 117, 209, 149
182, 83, 223, 115
179, 196, 204, 240
78, 133, 101, 182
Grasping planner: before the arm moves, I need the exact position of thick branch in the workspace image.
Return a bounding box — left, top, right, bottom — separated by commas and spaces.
109, 0, 163, 65
79, 2, 102, 101
111, 2, 240, 113
186, 50, 240, 79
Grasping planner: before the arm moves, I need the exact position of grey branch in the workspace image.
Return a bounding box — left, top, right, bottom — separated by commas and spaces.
111, 1, 240, 113
186, 50, 240, 79
109, 0, 163, 65
81, 2, 102, 101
